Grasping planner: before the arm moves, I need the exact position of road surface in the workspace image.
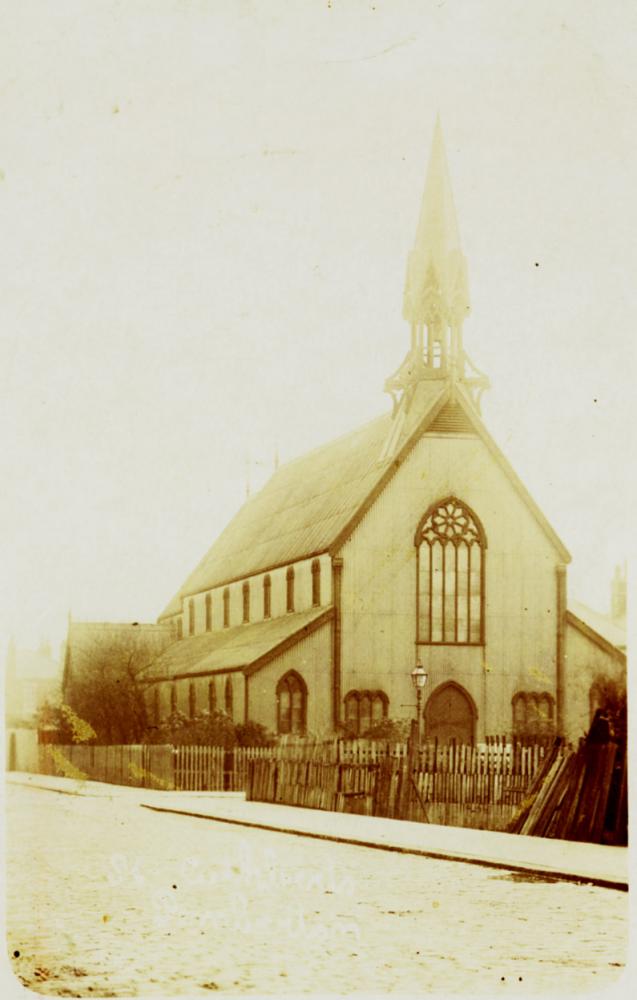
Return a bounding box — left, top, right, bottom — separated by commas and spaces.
5, 784, 628, 996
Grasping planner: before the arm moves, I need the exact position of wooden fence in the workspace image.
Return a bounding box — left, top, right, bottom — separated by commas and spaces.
36, 743, 176, 789
32, 737, 549, 830
245, 739, 551, 831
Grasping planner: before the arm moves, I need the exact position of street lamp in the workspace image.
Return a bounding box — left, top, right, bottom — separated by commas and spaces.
410, 658, 428, 744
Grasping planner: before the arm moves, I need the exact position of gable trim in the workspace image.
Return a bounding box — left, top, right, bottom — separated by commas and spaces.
450, 387, 571, 564
328, 386, 452, 555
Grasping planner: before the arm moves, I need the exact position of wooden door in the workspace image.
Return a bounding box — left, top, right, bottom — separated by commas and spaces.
425, 683, 475, 745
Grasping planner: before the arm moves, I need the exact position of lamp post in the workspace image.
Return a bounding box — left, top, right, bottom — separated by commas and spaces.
410, 658, 428, 744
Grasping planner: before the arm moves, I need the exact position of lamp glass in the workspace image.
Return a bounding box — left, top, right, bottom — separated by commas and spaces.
411, 664, 428, 690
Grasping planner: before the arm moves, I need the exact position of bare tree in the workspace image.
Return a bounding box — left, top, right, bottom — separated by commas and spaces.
63, 632, 158, 744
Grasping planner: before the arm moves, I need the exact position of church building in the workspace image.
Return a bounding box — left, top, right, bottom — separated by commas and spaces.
67, 123, 626, 745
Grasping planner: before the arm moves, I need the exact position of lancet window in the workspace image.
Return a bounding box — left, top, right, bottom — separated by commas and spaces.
286, 566, 295, 613
311, 559, 321, 607
223, 588, 230, 628
276, 671, 307, 735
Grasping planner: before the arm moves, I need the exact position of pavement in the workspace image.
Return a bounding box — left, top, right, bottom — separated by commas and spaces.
7, 771, 628, 891
5, 781, 629, 997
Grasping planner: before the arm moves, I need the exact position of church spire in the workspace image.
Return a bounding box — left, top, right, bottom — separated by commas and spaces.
403, 117, 469, 339
386, 119, 488, 412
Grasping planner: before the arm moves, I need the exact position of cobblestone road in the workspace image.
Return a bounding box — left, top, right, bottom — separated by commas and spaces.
5, 786, 628, 996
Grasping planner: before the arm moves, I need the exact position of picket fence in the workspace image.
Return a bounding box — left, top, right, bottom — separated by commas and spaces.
245, 740, 551, 831
33, 737, 549, 830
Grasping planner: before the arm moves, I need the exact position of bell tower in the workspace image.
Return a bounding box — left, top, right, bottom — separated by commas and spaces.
385, 119, 489, 413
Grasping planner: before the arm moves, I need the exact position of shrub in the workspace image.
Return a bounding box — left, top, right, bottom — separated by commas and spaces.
234, 721, 276, 747
142, 711, 275, 748
360, 717, 412, 742
143, 709, 237, 747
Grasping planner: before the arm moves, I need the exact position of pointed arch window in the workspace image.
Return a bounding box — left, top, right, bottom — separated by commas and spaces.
344, 690, 388, 736
188, 598, 195, 636
176, 618, 183, 640
223, 588, 230, 629
188, 682, 196, 719
225, 676, 233, 719
416, 497, 486, 645
242, 581, 250, 623
263, 574, 271, 619
208, 679, 217, 714
170, 683, 177, 714
153, 686, 160, 725
205, 592, 212, 632
311, 559, 321, 607
512, 691, 555, 739
286, 566, 295, 613
276, 671, 307, 735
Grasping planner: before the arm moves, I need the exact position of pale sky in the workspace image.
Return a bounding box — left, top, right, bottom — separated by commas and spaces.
2, 1, 635, 661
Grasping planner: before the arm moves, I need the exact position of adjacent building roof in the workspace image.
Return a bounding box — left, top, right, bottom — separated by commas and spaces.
567, 600, 627, 656
149, 606, 333, 679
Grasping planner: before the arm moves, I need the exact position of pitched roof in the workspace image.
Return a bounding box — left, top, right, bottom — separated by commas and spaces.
159, 381, 449, 619
149, 606, 332, 679
567, 600, 627, 655
159, 379, 571, 622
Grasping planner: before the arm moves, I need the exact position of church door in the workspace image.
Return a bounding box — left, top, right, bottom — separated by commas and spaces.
425, 683, 475, 745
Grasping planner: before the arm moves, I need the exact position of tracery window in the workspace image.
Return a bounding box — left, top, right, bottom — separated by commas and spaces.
276, 671, 307, 735
416, 497, 485, 645
263, 575, 272, 619
223, 588, 230, 628
205, 592, 212, 632
286, 566, 295, 613
344, 690, 388, 736
225, 676, 233, 719
511, 691, 555, 739
311, 559, 321, 607
242, 581, 250, 623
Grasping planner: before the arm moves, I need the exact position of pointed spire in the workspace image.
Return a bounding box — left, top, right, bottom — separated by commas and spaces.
403, 118, 470, 328
385, 119, 488, 416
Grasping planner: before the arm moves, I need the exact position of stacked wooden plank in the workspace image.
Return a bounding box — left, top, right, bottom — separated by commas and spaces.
507, 733, 626, 844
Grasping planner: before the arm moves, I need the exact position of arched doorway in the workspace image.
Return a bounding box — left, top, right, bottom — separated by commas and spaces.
424, 682, 476, 745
